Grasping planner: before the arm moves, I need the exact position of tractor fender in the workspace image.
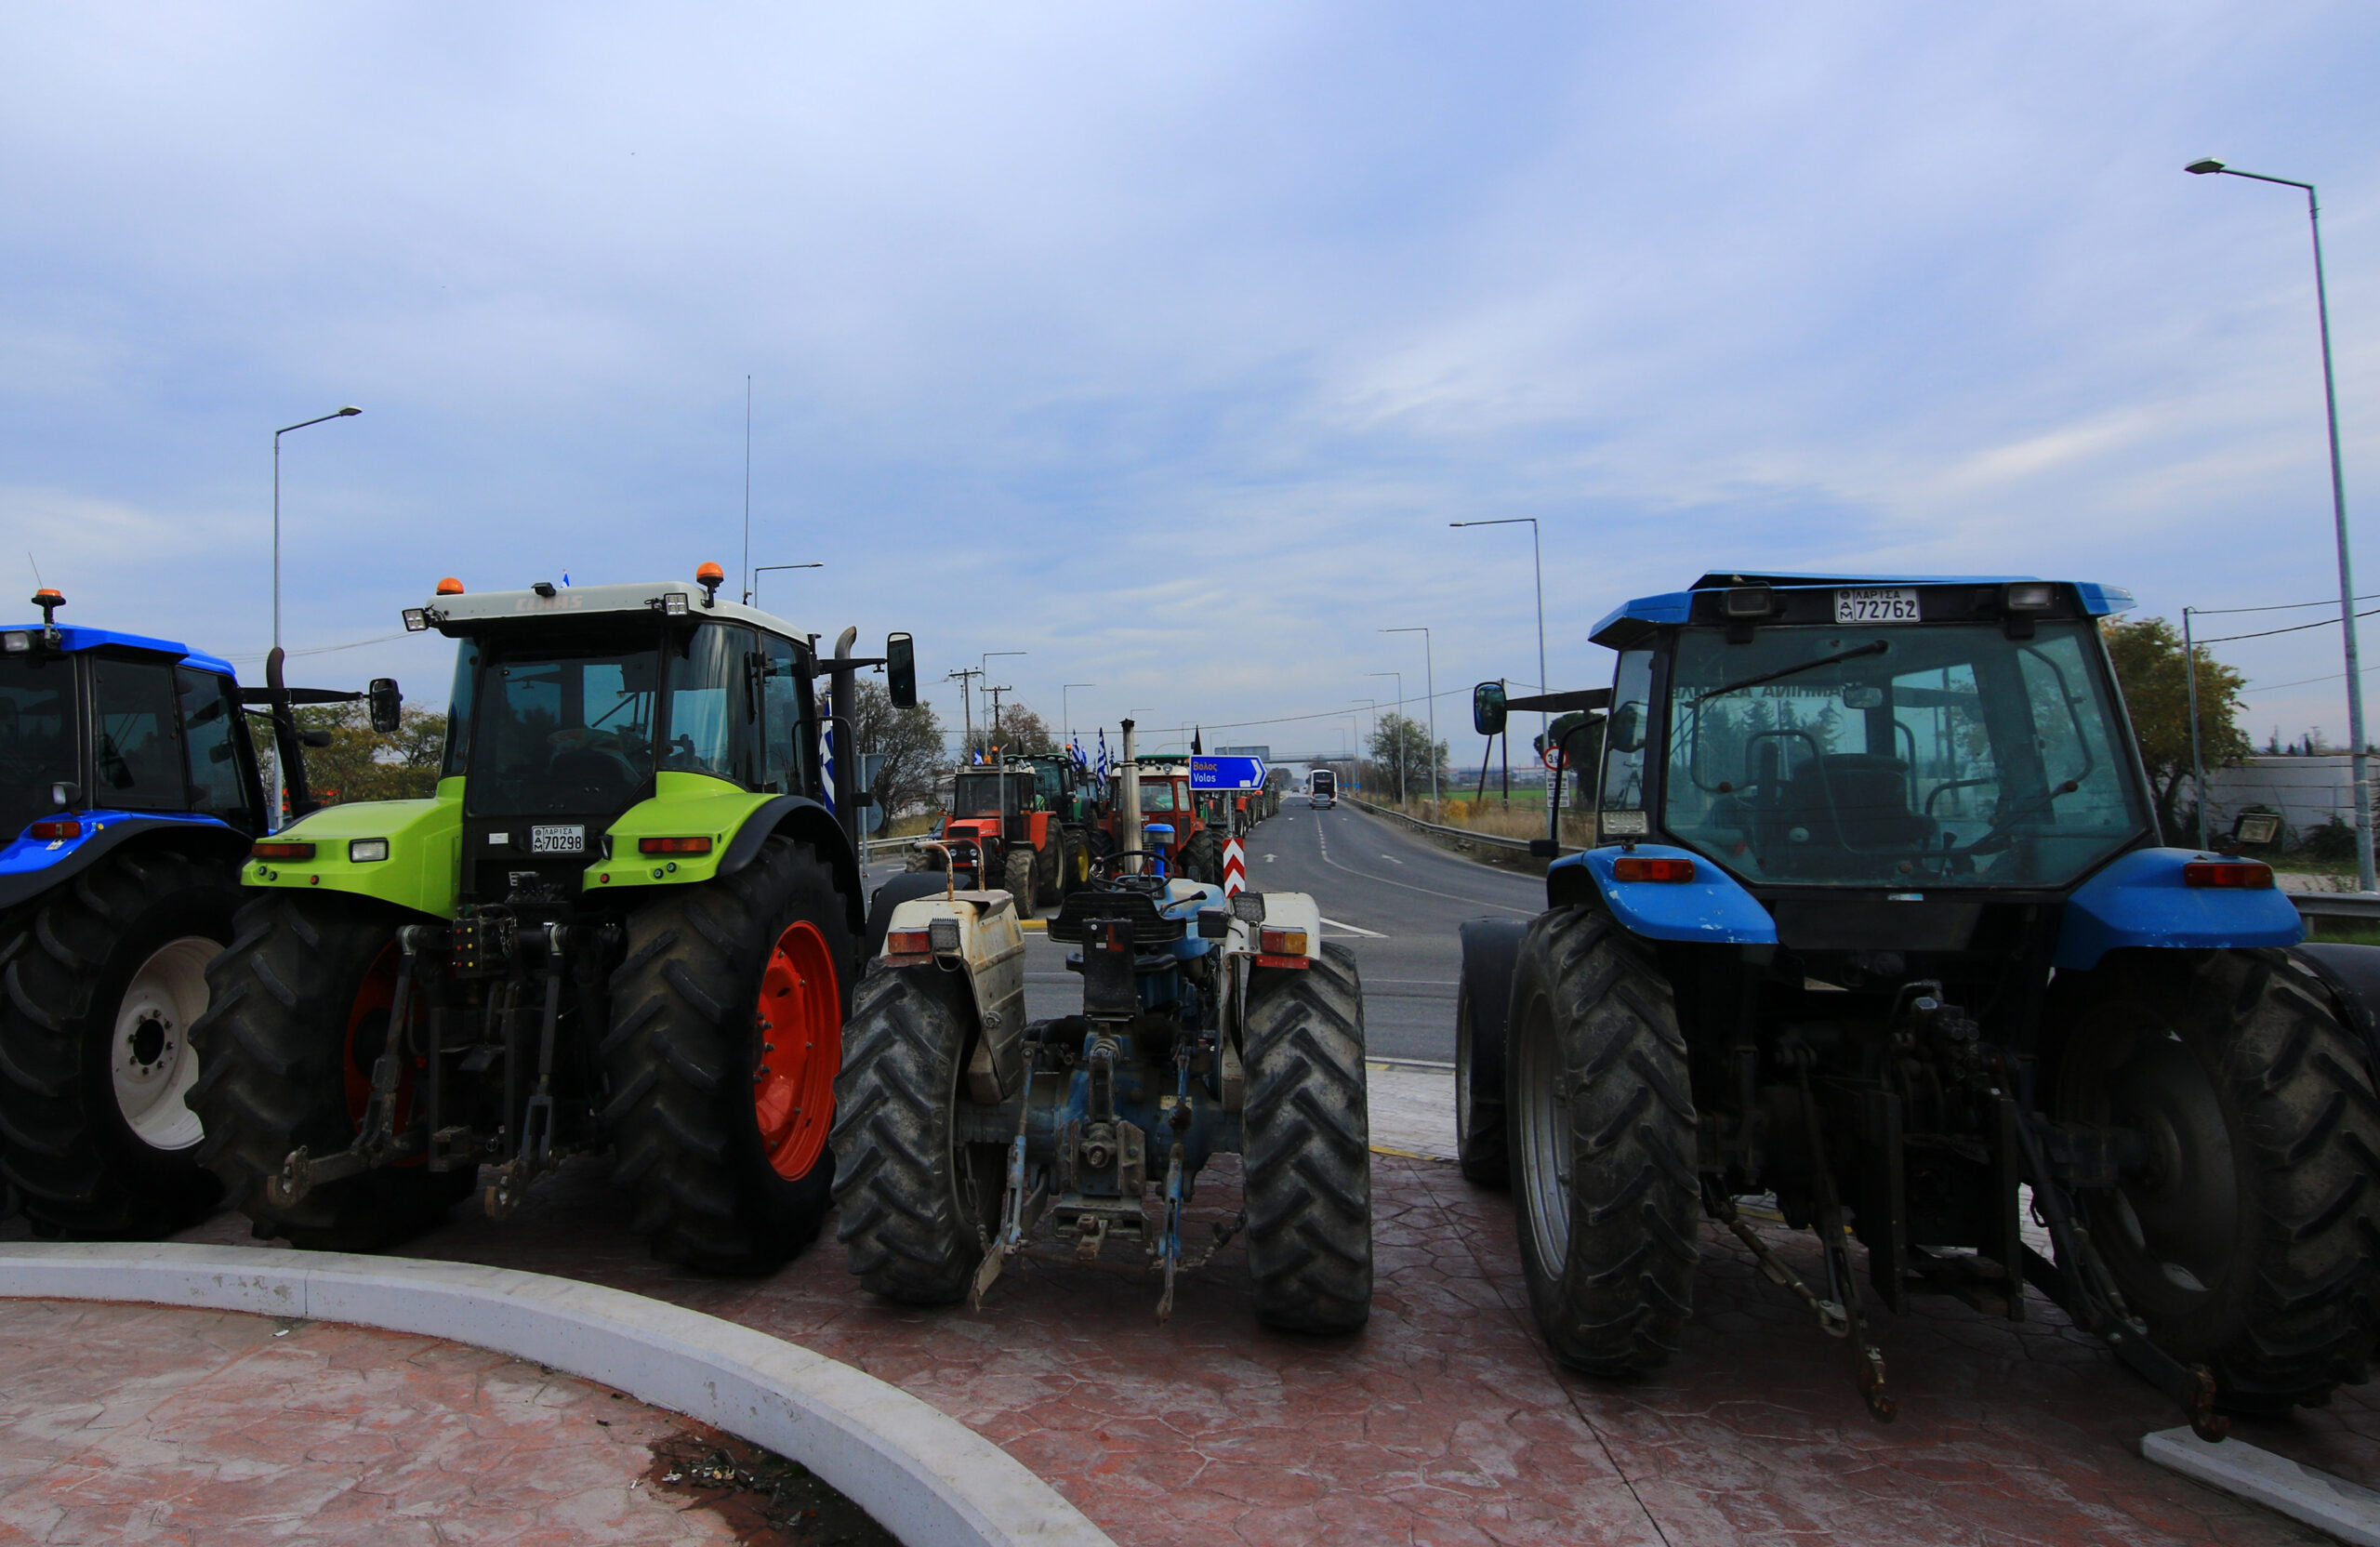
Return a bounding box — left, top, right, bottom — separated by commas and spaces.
1458, 915, 1530, 1091
1544, 846, 1778, 945
879, 890, 1029, 1100
720, 795, 866, 941
0, 813, 249, 915
2281, 944, 2380, 1079
2051, 847, 2303, 972
1029, 811, 1054, 850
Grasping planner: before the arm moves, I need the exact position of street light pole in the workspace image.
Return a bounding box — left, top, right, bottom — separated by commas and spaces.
2185, 607, 2209, 849
750, 562, 823, 612
1451, 518, 1549, 759
1383, 627, 1436, 811
272, 406, 362, 654
2189, 158, 2373, 891
1367, 671, 1404, 802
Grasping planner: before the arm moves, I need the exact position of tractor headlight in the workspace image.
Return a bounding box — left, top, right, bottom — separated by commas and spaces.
928, 917, 962, 951
1, 631, 28, 654
1724, 586, 1777, 618
662, 591, 690, 616
1230, 892, 1266, 922
402, 608, 430, 633
349, 839, 390, 863
2004, 582, 2056, 613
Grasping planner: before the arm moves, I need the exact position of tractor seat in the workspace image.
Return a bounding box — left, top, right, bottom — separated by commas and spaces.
1778, 754, 1935, 853
1046, 885, 1187, 945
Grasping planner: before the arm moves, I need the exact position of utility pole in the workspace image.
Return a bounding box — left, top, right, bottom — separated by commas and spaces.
985, 683, 1013, 748
947, 667, 983, 758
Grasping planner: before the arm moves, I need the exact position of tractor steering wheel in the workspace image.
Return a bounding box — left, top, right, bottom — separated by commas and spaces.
1088, 849, 1161, 882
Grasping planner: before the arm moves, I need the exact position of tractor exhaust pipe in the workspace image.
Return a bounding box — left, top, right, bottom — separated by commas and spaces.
1119, 718, 1143, 874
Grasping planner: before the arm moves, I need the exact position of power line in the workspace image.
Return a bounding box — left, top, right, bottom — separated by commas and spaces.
2188, 591, 2380, 616
222, 631, 410, 665
2196, 604, 2380, 646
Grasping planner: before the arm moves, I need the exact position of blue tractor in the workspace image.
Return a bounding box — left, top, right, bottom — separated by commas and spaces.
0, 589, 396, 1236
1459, 574, 2380, 1436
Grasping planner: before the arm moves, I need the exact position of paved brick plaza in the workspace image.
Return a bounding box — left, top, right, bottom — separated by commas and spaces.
7, 1147, 2360, 1546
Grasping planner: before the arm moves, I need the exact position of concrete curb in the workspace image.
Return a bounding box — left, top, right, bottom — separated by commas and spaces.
0, 1242, 1113, 1547
2142, 1426, 2380, 1545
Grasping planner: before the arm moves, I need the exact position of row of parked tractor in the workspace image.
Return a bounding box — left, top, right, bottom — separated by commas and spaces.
4, 565, 2378, 1439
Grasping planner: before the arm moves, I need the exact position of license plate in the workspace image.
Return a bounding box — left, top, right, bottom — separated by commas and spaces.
530, 825, 586, 854
1834, 587, 1921, 624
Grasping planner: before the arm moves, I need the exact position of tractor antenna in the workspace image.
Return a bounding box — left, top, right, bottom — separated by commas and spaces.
26, 552, 43, 588
741, 375, 753, 604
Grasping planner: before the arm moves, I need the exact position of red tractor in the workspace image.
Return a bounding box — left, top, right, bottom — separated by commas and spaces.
910, 761, 1080, 918
1101, 758, 1224, 883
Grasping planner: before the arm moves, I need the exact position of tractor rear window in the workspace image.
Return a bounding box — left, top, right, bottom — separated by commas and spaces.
952, 774, 1031, 817
1659, 621, 2147, 888
0, 654, 77, 841
468, 646, 659, 816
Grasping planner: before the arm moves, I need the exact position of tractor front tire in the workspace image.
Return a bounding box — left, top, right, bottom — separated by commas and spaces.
2056, 949, 2380, 1411
830, 965, 1004, 1303
1506, 905, 1698, 1375
904, 848, 945, 875
603, 835, 853, 1274
188, 894, 471, 1250
1000, 845, 1039, 920
1183, 830, 1224, 887
1036, 837, 1066, 908
1242, 944, 1372, 1332
0, 844, 231, 1237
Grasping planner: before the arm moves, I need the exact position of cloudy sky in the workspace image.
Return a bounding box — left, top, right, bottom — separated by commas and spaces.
4, 3, 2375, 758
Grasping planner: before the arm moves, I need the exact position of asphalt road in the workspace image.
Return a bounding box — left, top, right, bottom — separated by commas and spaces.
866, 798, 1546, 1064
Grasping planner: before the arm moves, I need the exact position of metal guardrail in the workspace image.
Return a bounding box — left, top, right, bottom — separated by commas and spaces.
1341, 793, 1585, 858
2290, 890, 2380, 920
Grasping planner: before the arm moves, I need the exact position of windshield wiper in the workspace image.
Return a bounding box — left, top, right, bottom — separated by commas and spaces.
1694, 640, 1889, 707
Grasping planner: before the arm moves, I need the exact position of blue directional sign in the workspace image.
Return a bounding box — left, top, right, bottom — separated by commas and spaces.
1190, 755, 1267, 790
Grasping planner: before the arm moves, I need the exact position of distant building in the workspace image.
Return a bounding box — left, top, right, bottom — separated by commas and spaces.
2202, 754, 2365, 843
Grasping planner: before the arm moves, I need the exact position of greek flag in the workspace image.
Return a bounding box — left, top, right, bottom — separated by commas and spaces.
1096, 729, 1110, 781
972, 748, 985, 766
819, 688, 836, 816
1070, 735, 1087, 771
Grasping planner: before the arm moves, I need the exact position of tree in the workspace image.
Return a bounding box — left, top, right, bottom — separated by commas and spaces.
972, 700, 1057, 758
250, 700, 448, 806
2103, 616, 2252, 844
846, 679, 947, 818
1368, 711, 1447, 804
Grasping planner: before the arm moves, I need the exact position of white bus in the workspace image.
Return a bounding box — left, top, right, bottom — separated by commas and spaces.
1307, 769, 1337, 808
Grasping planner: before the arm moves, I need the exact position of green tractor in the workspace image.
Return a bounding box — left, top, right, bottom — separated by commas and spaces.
188, 567, 916, 1271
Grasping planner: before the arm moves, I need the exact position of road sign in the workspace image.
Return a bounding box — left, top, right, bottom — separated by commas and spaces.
1190, 755, 1267, 790
1223, 838, 1247, 897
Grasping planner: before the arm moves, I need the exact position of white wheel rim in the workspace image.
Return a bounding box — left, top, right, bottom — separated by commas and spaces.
111, 936, 215, 1152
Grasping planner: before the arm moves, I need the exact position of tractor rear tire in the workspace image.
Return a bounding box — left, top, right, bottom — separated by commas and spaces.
1454, 919, 1527, 1188
1183, 830, 1224, 887
830, 965, 1004, 1303
1242, 943, 1372, 1333
2056, 949, 2380, 1411
1001, 845, 1038, 920
1506, 905, 1699, 1376
904, 848, 945, 875
0, 843, 231, 1237
603, 835, 853, 1274
188, 894, 472, 1250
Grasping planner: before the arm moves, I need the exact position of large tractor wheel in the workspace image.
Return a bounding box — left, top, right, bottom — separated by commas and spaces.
1000, 844, 1039, 920
2056, 949, 2380, 1411
0, 843, 231, 1237
188, 894, 471, 1250
829, 966, 1004, 1303
1506, 905, 1699, 1375
1183, 829, 1224, 887
1242, 944, 1372, 1332
1454, 919, 1528, 1187
604, 834, 853, 1274
1036, 835, 1066, 908
904, 847, 945, 875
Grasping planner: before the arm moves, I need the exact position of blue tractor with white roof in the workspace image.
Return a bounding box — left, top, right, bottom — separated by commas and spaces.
0, 588, 398, 1237
1459, 573, 2380, 1435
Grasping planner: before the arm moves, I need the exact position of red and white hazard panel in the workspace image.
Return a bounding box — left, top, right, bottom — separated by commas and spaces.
1223, 838, 1247, 896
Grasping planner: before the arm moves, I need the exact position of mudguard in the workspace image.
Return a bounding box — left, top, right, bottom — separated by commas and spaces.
2283, 944, 2380, 1078
1547, 846, 1778, 945
2052, 848, 2303, 971
0, 813, 249, 914
879, 889, 1029, 1100
1458, 916, 1529, 1112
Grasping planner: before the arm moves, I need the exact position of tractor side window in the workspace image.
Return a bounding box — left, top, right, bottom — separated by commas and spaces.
442, 643, 479, 781
90, 657, 184, 811
760, 635, 804, 795
2012, 634, 2147, 870
0, 654, 78, 840
664, 624, 752, 783
177, 668, 251, 825
1600, 650, 1652, 830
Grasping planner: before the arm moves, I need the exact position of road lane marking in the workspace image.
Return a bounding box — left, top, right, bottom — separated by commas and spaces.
1320, 916, 1385, 937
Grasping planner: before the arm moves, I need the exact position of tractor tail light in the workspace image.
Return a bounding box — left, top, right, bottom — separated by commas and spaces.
639, 836, 713, 855
1613, 856, 1697, 883
2184, 861, 2273, 890
251, 840, 316, 861
1259, 928, 1308, 956
885, 929, 934, 958
28, 819, 81, 840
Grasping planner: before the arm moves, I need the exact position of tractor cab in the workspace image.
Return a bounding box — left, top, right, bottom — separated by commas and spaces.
943, 766, 1040, 885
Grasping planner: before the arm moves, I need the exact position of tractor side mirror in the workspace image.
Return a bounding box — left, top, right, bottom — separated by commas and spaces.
1472, 681, 1507, 737
51, 780, 80, 810
1608, 701, 1645, 754
886, 632, 917, 708
367, 678, 403, 734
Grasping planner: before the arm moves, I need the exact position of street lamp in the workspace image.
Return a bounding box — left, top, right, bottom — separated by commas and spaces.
1062, 683, 1095, 751
1382, 626, 1437, 811
1367, 670, 1404, 802
2188, 158, 2372, 891
272, 406, 362, 652
749, 562, 822, 610
1451, 518, 1549, 758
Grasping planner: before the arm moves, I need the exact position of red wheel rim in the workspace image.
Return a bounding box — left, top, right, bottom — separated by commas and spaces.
345, 940, 426, 1166
752, 920, 840, 1181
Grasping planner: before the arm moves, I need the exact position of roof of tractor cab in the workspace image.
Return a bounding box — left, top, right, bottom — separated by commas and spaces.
418, 580, 806, 642
1587, 572, 2135, 650
0, 622, 238, 678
